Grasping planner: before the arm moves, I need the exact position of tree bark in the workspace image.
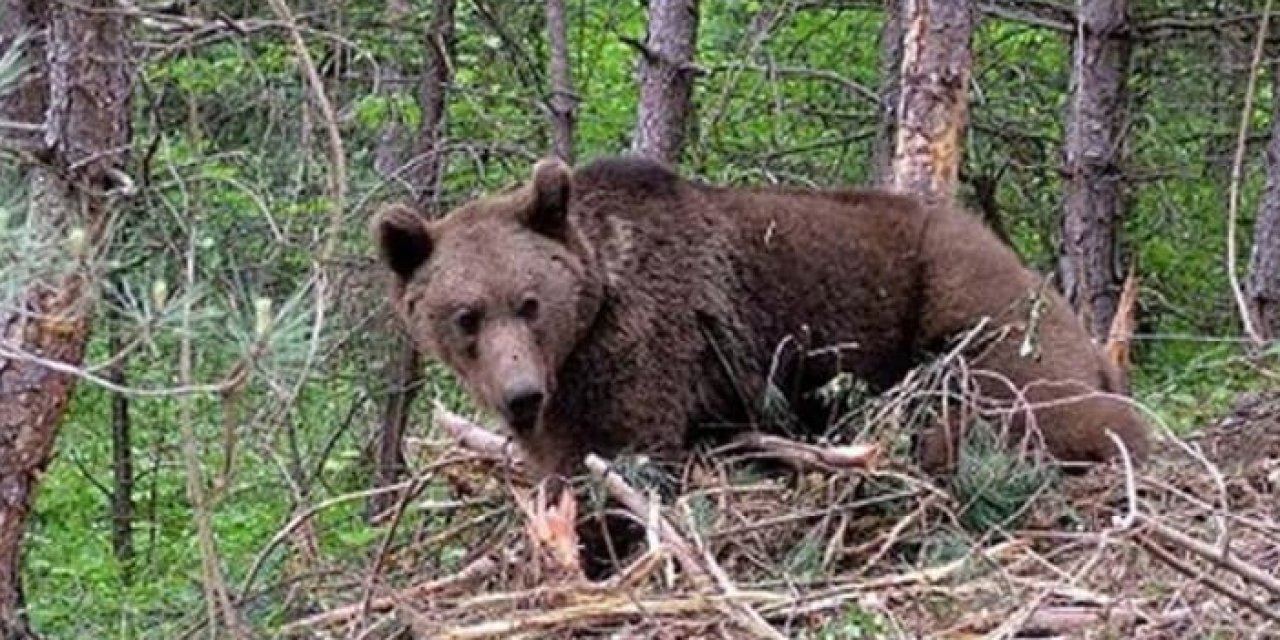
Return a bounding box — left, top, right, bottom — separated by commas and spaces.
411, 0, 456, 211
1206, 0, 1248, 179
546, 0, 576, 163
373, 0, 412, 180
1059, 0, 1132, 340
0, 1, 132, 635
632, 0, 700, 164
368, 0, 412, 521
369, 0, 457, 520
107, 308, 134, 582
0, 0, 46, 155
872, 0, 904, 187
890, 0, 976, 204
1246, 60, 1280, 343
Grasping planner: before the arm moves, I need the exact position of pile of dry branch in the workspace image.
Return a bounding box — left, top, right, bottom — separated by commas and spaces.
277, 363, 1279, 638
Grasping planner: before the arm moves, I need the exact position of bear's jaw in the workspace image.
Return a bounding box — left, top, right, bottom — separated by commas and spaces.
502, 409, 540, 438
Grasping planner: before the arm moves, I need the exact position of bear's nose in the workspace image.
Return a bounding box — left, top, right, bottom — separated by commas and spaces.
502, 387, 545, 432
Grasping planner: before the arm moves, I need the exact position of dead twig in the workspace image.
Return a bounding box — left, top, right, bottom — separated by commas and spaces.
1226, 0, 1273, 348
583, 454, 783, 639
433, 402, 525, 464
756, 539, 1028, 619
433, 591, 786, 640
278, 556, 499, 635
1135, 533, 1280, 624
729, 432, 881, 473
1137, 513, 1280, 601
583, 454, 709, 587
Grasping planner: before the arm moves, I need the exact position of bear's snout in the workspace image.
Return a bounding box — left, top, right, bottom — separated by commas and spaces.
501, 385, 545, 434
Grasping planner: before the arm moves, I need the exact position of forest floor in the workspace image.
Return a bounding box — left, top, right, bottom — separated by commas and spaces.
282, 389, 1280, 639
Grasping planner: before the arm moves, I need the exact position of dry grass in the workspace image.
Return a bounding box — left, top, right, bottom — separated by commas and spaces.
275, 339, 1280, 639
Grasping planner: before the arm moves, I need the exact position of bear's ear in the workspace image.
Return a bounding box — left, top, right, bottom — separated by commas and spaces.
521, 156, 572, 236
371, 203, 433, 280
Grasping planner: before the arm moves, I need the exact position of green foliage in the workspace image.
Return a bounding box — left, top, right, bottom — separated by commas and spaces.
14, 1, 1278, 637
803, 604, 889, 640
947, 419, 1058, 535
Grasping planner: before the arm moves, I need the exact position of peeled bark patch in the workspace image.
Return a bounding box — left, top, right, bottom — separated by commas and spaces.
0, 1, 132, 632
891, 0, 976, 205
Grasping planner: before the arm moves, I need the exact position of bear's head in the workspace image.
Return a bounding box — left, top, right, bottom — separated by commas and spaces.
371, 157, 602, 441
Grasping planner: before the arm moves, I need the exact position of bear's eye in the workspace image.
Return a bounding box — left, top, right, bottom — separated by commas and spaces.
516, 295, 540, 321
454, 308, 482, 336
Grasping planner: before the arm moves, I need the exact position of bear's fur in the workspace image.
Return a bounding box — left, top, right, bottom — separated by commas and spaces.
372, 154, 1151, 479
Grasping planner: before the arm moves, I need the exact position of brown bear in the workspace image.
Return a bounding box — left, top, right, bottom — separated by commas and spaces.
371, 154, 1151, 480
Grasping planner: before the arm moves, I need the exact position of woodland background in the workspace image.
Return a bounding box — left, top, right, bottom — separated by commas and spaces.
0, 0, 1278, 638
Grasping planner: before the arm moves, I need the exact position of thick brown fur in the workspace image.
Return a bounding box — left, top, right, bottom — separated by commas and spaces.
372, 154, 1151, 480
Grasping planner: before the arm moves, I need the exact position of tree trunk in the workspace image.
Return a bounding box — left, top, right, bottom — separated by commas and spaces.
107, 308, 134, 582
546, 0, 577, 163
872, 0, 904, 187
0, 1, 132, 635
890, 0, 976, 204
1246, 61, 1280, 343
632, 0, 700, 164
373, 0, 412, 181
1059, 0, 1131, 340
369, 0, 457, 520
368, 0, 411, 521
1206, 0, 1248, 179
412, 0, 456, 211
367, 0, 410, 521
0, 0, 45, 155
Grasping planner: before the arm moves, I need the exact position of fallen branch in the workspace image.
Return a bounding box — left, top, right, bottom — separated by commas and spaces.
584, 454, 783, 639
582, 454, 709, 587
432, 591, 786, 640
278, 556, 499, 635
758, 539, 1027, 619
1135, 534, 1280, 624
433, 402, 525, 464
1138, 513, 1280, 601
731, 432, 881, 472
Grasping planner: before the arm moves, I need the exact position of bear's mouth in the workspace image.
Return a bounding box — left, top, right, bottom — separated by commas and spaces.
505, 413, 539, 436
500, 390, 545, 437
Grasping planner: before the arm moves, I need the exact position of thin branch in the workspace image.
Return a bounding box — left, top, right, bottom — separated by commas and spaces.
1137, 514, 1280, 600
583, 454, 784, 640
1227, 0, 1272, 348
176, 224, 243, 638
1135, 534, 1280, 624
265, 0, 347, 262
0, 344, 243, 397
280, 556, 498, 634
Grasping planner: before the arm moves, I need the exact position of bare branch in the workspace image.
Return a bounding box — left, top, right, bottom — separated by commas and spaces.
265, 0, 347, 263
1227, 0, 1272, 348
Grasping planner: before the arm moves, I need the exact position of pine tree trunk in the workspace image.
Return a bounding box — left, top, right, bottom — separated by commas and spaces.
632, 0, 700, 164
872, 0, 904, 187
1246, 61, 1280, 342
1059, 0, 1132, 340
412, 0, 456, 211
890, 0, 976, 204
107, 308, 134, 582
373, 0, 412, 180
546, 0, 577, 163
369, 0, 457, 520
0, 0, 45, 154
0, 1, 132, 634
